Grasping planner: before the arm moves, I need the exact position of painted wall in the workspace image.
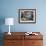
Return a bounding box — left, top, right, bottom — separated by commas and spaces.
0, 0, 46, 32
0, 0, 46, 46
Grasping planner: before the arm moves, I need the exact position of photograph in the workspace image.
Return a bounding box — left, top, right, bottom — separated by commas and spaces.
19, 9, 36, 23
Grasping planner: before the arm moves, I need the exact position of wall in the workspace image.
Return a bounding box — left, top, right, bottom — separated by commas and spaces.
0, 0, 46, 46
0, 0, 46, 32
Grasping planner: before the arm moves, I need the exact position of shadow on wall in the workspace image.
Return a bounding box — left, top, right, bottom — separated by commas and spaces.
0, 16, 5, 46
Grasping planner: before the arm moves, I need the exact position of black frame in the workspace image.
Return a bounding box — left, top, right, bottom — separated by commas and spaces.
18, 9, 36, 24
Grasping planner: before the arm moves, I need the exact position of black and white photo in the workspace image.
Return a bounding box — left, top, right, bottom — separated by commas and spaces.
19, 9, 36, 23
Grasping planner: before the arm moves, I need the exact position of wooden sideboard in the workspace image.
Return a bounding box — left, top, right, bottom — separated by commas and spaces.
4, 32, 43, 46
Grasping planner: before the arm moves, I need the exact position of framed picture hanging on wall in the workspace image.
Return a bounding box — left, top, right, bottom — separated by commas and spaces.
18, 9, 36, 23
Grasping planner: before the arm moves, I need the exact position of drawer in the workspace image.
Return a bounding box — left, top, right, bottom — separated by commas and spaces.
15, 35, 24, 40
25, 35, 43, 40
4, 40, 16, 46
4, 40, 24, 46
24, 40, 43, 46
4, 35, 24, 40
15, 40, 24, 46
32, 40, 43, 46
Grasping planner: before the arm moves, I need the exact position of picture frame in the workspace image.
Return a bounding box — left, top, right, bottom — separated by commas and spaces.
18, 9, 36, 23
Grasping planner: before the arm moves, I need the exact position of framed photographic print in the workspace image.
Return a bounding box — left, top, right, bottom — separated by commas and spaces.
18, 9, 36, 23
